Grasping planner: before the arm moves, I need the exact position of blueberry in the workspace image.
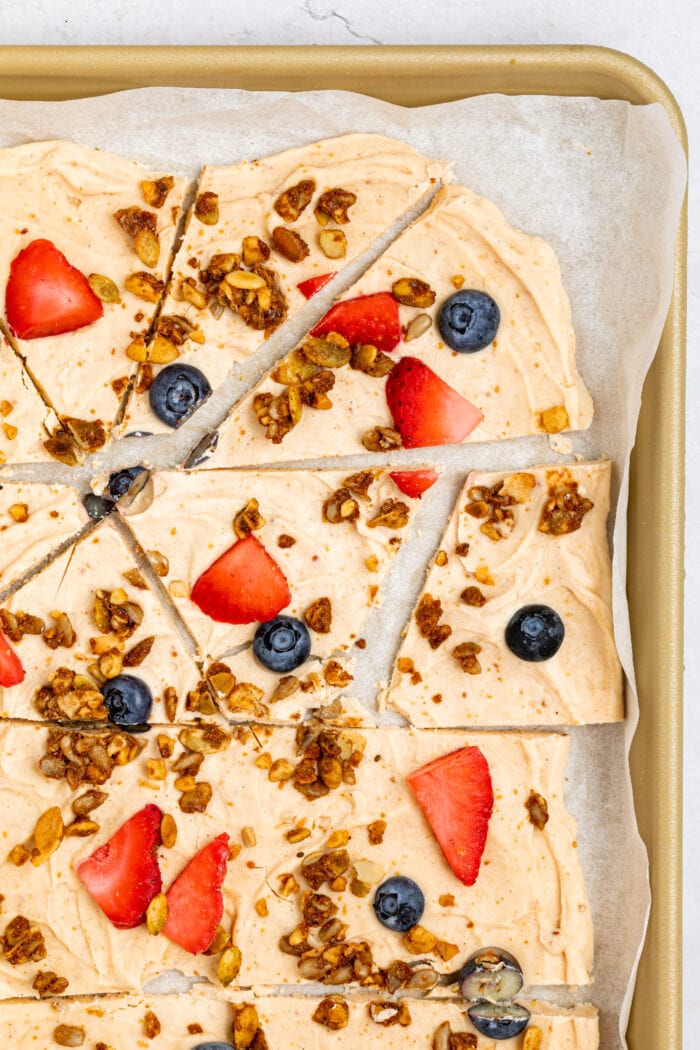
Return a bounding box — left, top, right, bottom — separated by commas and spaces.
505, 604, 564, 662
438, 290, 500, 352
191, 1045, 234, 1050
149, 364, 211, 428
467, 1002, 530, 1040
253, 616, 311, 673
83, 494, 114, 520
101, 674, 153, 727
456, 947, 524, 1002
373, 876, 425, 933
108, 466, 146, 500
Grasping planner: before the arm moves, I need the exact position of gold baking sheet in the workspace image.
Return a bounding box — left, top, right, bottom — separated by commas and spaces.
0, 44, 686, 1050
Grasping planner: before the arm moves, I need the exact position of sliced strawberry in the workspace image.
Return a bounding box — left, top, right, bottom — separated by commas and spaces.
389, 469, 440, 499
386, 356, 483, 449
6, 239, 104, 340
163, 833, 230, 954
0, 628, 24, 688
310, 291, 400, 353
76, 804, 162, 929
191, 534, 291, 625
297, 272, 337, 300
406, 746, 494, 887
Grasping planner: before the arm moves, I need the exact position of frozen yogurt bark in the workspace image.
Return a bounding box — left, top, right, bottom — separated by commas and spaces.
121, 133, 446, 434
0, 480, 85, 596
0, 337, 66, 467
0, 722, 591, 995
0, 992, 599, 1049
197, 184, 593, 468
122, 467, 428, 722
0, 140, 189, 454
0, 518, 201, 724
385, 461, 623, 727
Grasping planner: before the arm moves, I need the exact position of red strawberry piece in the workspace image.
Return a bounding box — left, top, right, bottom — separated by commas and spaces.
191, 534, 291, 625
297, 272, 337, 300
0, 628, 24, 688
162, 833, 230, 954
389, 469, 440, 499
6, 239, 104, 340
385, 356, 483, 449
406, 746, 494, 887
76, 804, 162, 929
310, 291, 401, 353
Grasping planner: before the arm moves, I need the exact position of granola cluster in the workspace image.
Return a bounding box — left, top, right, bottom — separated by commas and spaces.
465, 472, 535, 542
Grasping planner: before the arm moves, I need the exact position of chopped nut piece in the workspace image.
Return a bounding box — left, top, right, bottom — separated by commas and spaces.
305, 596, 332, 634
0, 399, 13, 416
53, 1025, 85, 1047
144, 1010, 161, 1038
72, 790, 108, 816
301, 335, 351, 368
319, 228, 347, 259
286, 826, 311, 844
64, 819, 100, 838
368, 819, 386, 845
271, 675, 300, 702
325, 829, 349, 850
461, 586, 486, 607
315, 188, 357, 225
405, 312, 433, 341
277, 533, 296, 548
2, 915, 47, 965
123, 568, 147, 589
163, 686, 178, 722
274, 179, 315, 222
439, 893, 455, 907
88, 273, 120, 303
451, 274, 466, 288
8, 502, 29, 523
367, 498, 410, 530
180, 276, 209, 309
368, 1000, 412, 1027
234, 497, 266, 538
302, 848, 350, 890
523, 1025, 544, 1050
43, 611, 77, 650
146, 892, 168, 935
125, 271, 165, 303
353, 858, 384, 885
312, 995, 350, 1030
123, 635, 155, 668
392, 277, 436, 308
268, 758, 295, 782
525, 790, 549, 829
403, 924, 438, 954
195, 191, 220, 225
227, 681, 265, 715
539, 481, 594, 535
161, 812, 177, 849
33, 970, 69, 996
541, 404, 570, 434
218, 944, 242, 985
141, 175, 175, 208
134, 229, 160, 269
350, 342, 395, 377
272, 226, 310, 263
30, 806, 64, 866
114, 206, 157, 237
452, 641, 482, 675
179, 725, 232, 754
224, 269, 267, 290
435, 938, 460, 961
436, 549, 448, 567
241, 826, 257, 848
2, 423, 17, 441
242, 235, 271, 267
146, 758, 166, 780
8, 844, 31, 866
362, 426, 403, 452
232, 1002, 265, 1049
323, 660, 353, 688
501, 472, 536, 503
416, 594, 452, 649
322, 487, 359, 524
39, 726, 142, 789
178, 782, 213, 813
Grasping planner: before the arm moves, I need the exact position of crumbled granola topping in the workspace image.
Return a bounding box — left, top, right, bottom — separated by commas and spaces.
315, 188, 357, 225
33, 667, 107, 722
38, 727, 143, 789
43, 425, 79, 466
392, 277, 436, 308
460, 586, 486, 607
93, 587, 144, 640
274, 179, 315, 222
323, 660, 353, 688
272, 226, 310, 263
43, 611, 77, 650
526, 790, 550, 829
367, 499, 410, 530
539, 480, 594, 535
368, 1000, 412, 1027
232, 1002, 269, 1050
0, 609, 44, 644
452, 641, 482, 675
292, 725, 366, 801
141, 176, 175, 209
466, 473, 535, 541
312, 995, 350, 1030
415, 594, 452, 649
523, 1025, 544, 1050
322, 487, 359, 524
305, 597, 332, 634
2, 915, 47, 965
33, 970, 69, 996
541, 405, 570, 434
362, 426, 403, 453
233, 498, 266, 538
432, 1022, 477, 1050
367, 819, 386, 845
351, 342, 395, 376
319, 228, 347, 259
194, 191, 219, 225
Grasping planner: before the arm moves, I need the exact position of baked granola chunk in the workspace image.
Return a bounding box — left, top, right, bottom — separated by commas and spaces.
384, 461, 623, 727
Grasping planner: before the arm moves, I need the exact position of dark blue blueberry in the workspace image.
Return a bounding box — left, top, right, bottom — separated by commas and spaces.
457, 948, 523, 1002
253, 616, 311, 673
83, 494, 114, 520
101, 674, 153, 728
149, 364, 211, 428
373, 876, 425, 933
505, 604, 564, 662
191, 1045, 234, 1050
468, 1002, 530, 1040
438, 290, 500, 352
108, 466, 146, 500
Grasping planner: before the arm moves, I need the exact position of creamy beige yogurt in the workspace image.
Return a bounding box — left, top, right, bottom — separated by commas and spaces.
0, 480, 85, 595
0, 520, 200, 723
0, 337, 58, 467
0, 140, 189, 439
385, 461, 623, 727
202, 184, 594, 468
0, 723, 591, 995
121, 133, 446, 435
124, 468, 421, 717
0, 991, 599, 1049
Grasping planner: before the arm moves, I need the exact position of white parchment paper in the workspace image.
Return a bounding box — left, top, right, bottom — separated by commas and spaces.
0, 88, 687, 1049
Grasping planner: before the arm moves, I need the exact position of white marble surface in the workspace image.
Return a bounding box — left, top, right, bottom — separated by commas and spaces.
0, 0, 697, 1041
